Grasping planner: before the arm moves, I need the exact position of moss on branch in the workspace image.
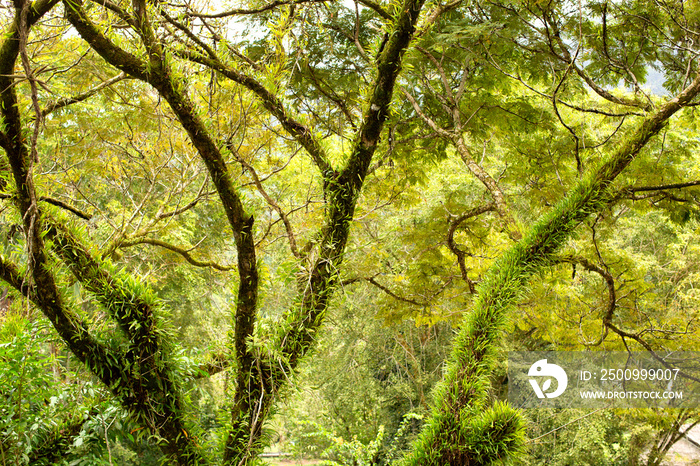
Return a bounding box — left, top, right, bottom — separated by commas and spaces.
402, 70, 700, 466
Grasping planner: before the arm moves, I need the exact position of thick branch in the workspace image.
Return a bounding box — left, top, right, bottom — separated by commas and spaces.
274, 0, 427, 370
356, 0, 391, 20
223, 0, 427, 462
65, 0, 258, 358
0, 254, 35, 299
63, 0, 149, 80
0, 193, 91, 219
40, 196, 91, 219
0, 0, 126, 391
45, 217, 160, 354
26, 407, 96, 465
341, 0, 425, 190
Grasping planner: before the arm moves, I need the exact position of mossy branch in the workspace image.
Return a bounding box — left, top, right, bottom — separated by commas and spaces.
62, 0, 149, 80
188, 0, 326, 18
223, 0, 428, 462
26, 407, 96, 465
356, 0, 392, 21
64, 0, 259, 369
45, 217, 159, 344
273, 0, 428, 376
403, 70, 700, 465
0, 246, 127, 390
0, 0, 127, 392
44, 217, 206, 463
0, 192, 91, 219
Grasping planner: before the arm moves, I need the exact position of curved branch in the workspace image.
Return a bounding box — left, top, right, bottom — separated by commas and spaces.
39, 196, 91, 220
230, 146, 301, 258
0, 193, 91, 219
556, 254, 700, 384
543, 10, 652, 111
367, 276, 429, 306
63, 0, 149, 80
188, 0, 326, 18
356, 0, 391, 21
1, 0, 128, 394
118, 237, 235, 271
454, 137, 521, 239
446, 203, 496, 293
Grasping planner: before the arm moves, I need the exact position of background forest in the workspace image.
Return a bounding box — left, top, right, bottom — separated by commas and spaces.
1, 0, 700, 464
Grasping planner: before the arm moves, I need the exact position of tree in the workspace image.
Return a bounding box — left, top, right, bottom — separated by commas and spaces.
1, 0, 700, 465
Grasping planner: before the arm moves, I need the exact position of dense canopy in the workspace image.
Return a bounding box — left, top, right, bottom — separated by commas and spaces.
1, 0, 700, 464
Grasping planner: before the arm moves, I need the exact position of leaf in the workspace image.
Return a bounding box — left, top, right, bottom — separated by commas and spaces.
542, 379, 551, 392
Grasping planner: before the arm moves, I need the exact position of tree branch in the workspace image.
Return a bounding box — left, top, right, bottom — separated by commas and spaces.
1, 0, 127, 394
118, 236, 235, 271
356, 0, 391, 21
622, 180, 700, 193
402, 84, 520, 239
405, 62, 700, 466
446, 203, 496, 293
0, 193, 91, 219
63, 0, 149, 80
556, 254, 700, 383
188, 0, 326, 18
543, 9, 652, 111
229, 145, 301, 259
223, 0, 428, 461
195, 352, 234, 378
42, 72, 127, 116
174, 48, 334, 175
39, 196, 91, 220
367, 276, 428, 306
